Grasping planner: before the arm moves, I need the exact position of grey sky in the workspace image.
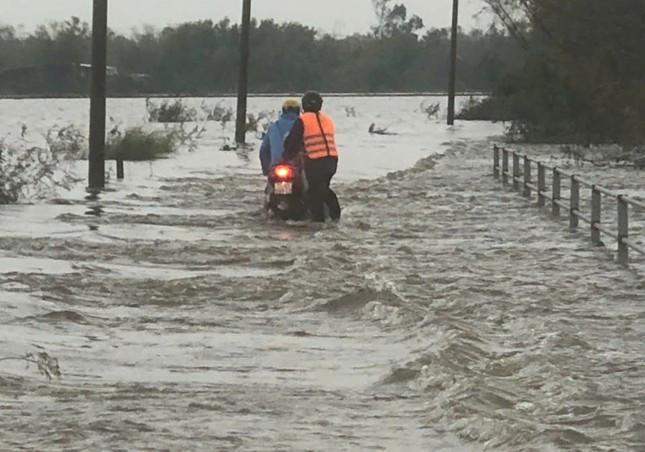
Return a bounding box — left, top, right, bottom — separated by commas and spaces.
2, 1, 493, 35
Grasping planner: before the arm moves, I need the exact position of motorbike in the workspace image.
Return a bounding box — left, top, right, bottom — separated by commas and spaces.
265, 162, 307, 221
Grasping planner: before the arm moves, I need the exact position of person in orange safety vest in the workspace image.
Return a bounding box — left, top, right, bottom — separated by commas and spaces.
282, 91, 341, 222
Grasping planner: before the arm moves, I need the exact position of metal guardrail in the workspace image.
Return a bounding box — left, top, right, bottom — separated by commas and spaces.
493, 145, 645, 265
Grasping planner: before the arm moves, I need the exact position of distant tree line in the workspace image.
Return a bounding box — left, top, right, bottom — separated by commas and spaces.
0, 4, 521, 96
477, 0, 645, 145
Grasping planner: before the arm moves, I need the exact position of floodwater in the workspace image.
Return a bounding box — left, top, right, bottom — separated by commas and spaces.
0, 97, 644, 451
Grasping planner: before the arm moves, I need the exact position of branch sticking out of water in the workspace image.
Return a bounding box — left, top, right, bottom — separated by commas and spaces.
0, 352, 61, 380
369, 123, 397, 135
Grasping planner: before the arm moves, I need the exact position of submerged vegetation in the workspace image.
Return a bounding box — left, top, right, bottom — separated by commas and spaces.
0, 120, 204, 203
0, 351, 61, 380
245, 111, 274, 134
0, 126, 82, 203
202, 101, 234, 123
146, 98, 198, 123
420, 101, 441, 120
456, 96, 516, 122
146, 98, 272, 134
107, 123, 205, 161
106, 126, 176, 161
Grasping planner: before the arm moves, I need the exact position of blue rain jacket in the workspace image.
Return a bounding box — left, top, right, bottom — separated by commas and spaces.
259, 111, 299, 175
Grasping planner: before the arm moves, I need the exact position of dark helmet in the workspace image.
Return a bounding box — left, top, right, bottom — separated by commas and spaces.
301, 91, 323, 113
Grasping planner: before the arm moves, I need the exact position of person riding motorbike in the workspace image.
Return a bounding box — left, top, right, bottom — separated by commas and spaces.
282, 91, 341, 222
259, 98, 301, 176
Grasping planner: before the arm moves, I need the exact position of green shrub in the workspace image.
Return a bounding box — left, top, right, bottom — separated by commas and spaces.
106, 127, 176, 161
106, 123, 205, 161
456, 96, 516, 122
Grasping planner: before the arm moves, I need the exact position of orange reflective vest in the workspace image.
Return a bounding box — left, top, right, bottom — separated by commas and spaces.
301, 112, 339, 160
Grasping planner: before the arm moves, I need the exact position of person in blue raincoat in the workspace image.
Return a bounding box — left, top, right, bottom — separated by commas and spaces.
259, 99, 301, 175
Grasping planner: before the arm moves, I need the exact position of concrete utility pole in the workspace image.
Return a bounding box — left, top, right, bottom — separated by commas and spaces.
235, 0, 252, 144
447, 0, 459, 126
88, 0, 108, 190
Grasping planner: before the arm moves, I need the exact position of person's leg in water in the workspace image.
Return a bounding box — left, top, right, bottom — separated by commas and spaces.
321, 157, 340, 220
325, 189, 341, 220
305, 157, 341, 222
305, 158, 326, 222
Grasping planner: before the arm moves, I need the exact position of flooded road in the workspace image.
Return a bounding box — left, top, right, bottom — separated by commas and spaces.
1, 97, 644, 451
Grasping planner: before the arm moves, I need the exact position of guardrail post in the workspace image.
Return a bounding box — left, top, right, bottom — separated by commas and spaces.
570, 176, 579, 229
493, 145, 500, 179
552, 169, 561, 217
502, 149, 509, 185
537, 163, 546, 207
512, 152, 520, 191
591, 186, 602, 245
617, 195, 629, 264
523, 156, 531, 198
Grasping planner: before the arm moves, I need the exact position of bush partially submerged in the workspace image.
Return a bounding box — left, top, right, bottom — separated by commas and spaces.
246, 111, 274, 133
47, 125, 86, 159
0, 119, 205, 203
106, 127, 174, 161
146, 98, 198, 123
0, 126, 82, 204
106, 124, 204, 161
456, 96, 516, 122
201, 101, 234, 123
421, 101, 440, 119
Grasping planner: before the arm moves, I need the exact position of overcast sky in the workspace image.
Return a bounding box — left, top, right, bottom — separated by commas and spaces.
2, 0, 493, 35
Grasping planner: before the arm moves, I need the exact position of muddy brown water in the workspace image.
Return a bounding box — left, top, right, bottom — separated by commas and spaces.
1, 98, 644, 451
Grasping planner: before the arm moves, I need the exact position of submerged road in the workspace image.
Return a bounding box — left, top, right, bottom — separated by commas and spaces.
0, 97, 644, 451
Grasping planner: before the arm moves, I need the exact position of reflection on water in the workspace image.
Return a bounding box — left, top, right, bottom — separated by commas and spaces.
84, 190, 104, 232
0, 97, 643, 451
84, 205, 104, 218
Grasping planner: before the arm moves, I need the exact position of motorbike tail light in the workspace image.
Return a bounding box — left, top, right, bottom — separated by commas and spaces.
273, 165, 293, 180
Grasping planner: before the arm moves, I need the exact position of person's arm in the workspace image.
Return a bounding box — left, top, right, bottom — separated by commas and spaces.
259, 132, 271, 175
281, 118, 304, 162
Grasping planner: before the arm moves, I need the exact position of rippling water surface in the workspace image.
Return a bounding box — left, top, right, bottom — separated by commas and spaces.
1, 97, 644, 451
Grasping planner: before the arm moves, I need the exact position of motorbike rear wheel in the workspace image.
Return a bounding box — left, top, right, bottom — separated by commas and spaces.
269, 195, 307, 221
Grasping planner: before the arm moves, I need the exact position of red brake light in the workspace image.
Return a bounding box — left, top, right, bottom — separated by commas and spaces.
273, 165, 293, 179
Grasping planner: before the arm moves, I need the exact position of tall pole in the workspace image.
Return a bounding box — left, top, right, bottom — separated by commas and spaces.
235, 0, 252, 144
447, 0, 459, 126
88, 0, 107, 190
